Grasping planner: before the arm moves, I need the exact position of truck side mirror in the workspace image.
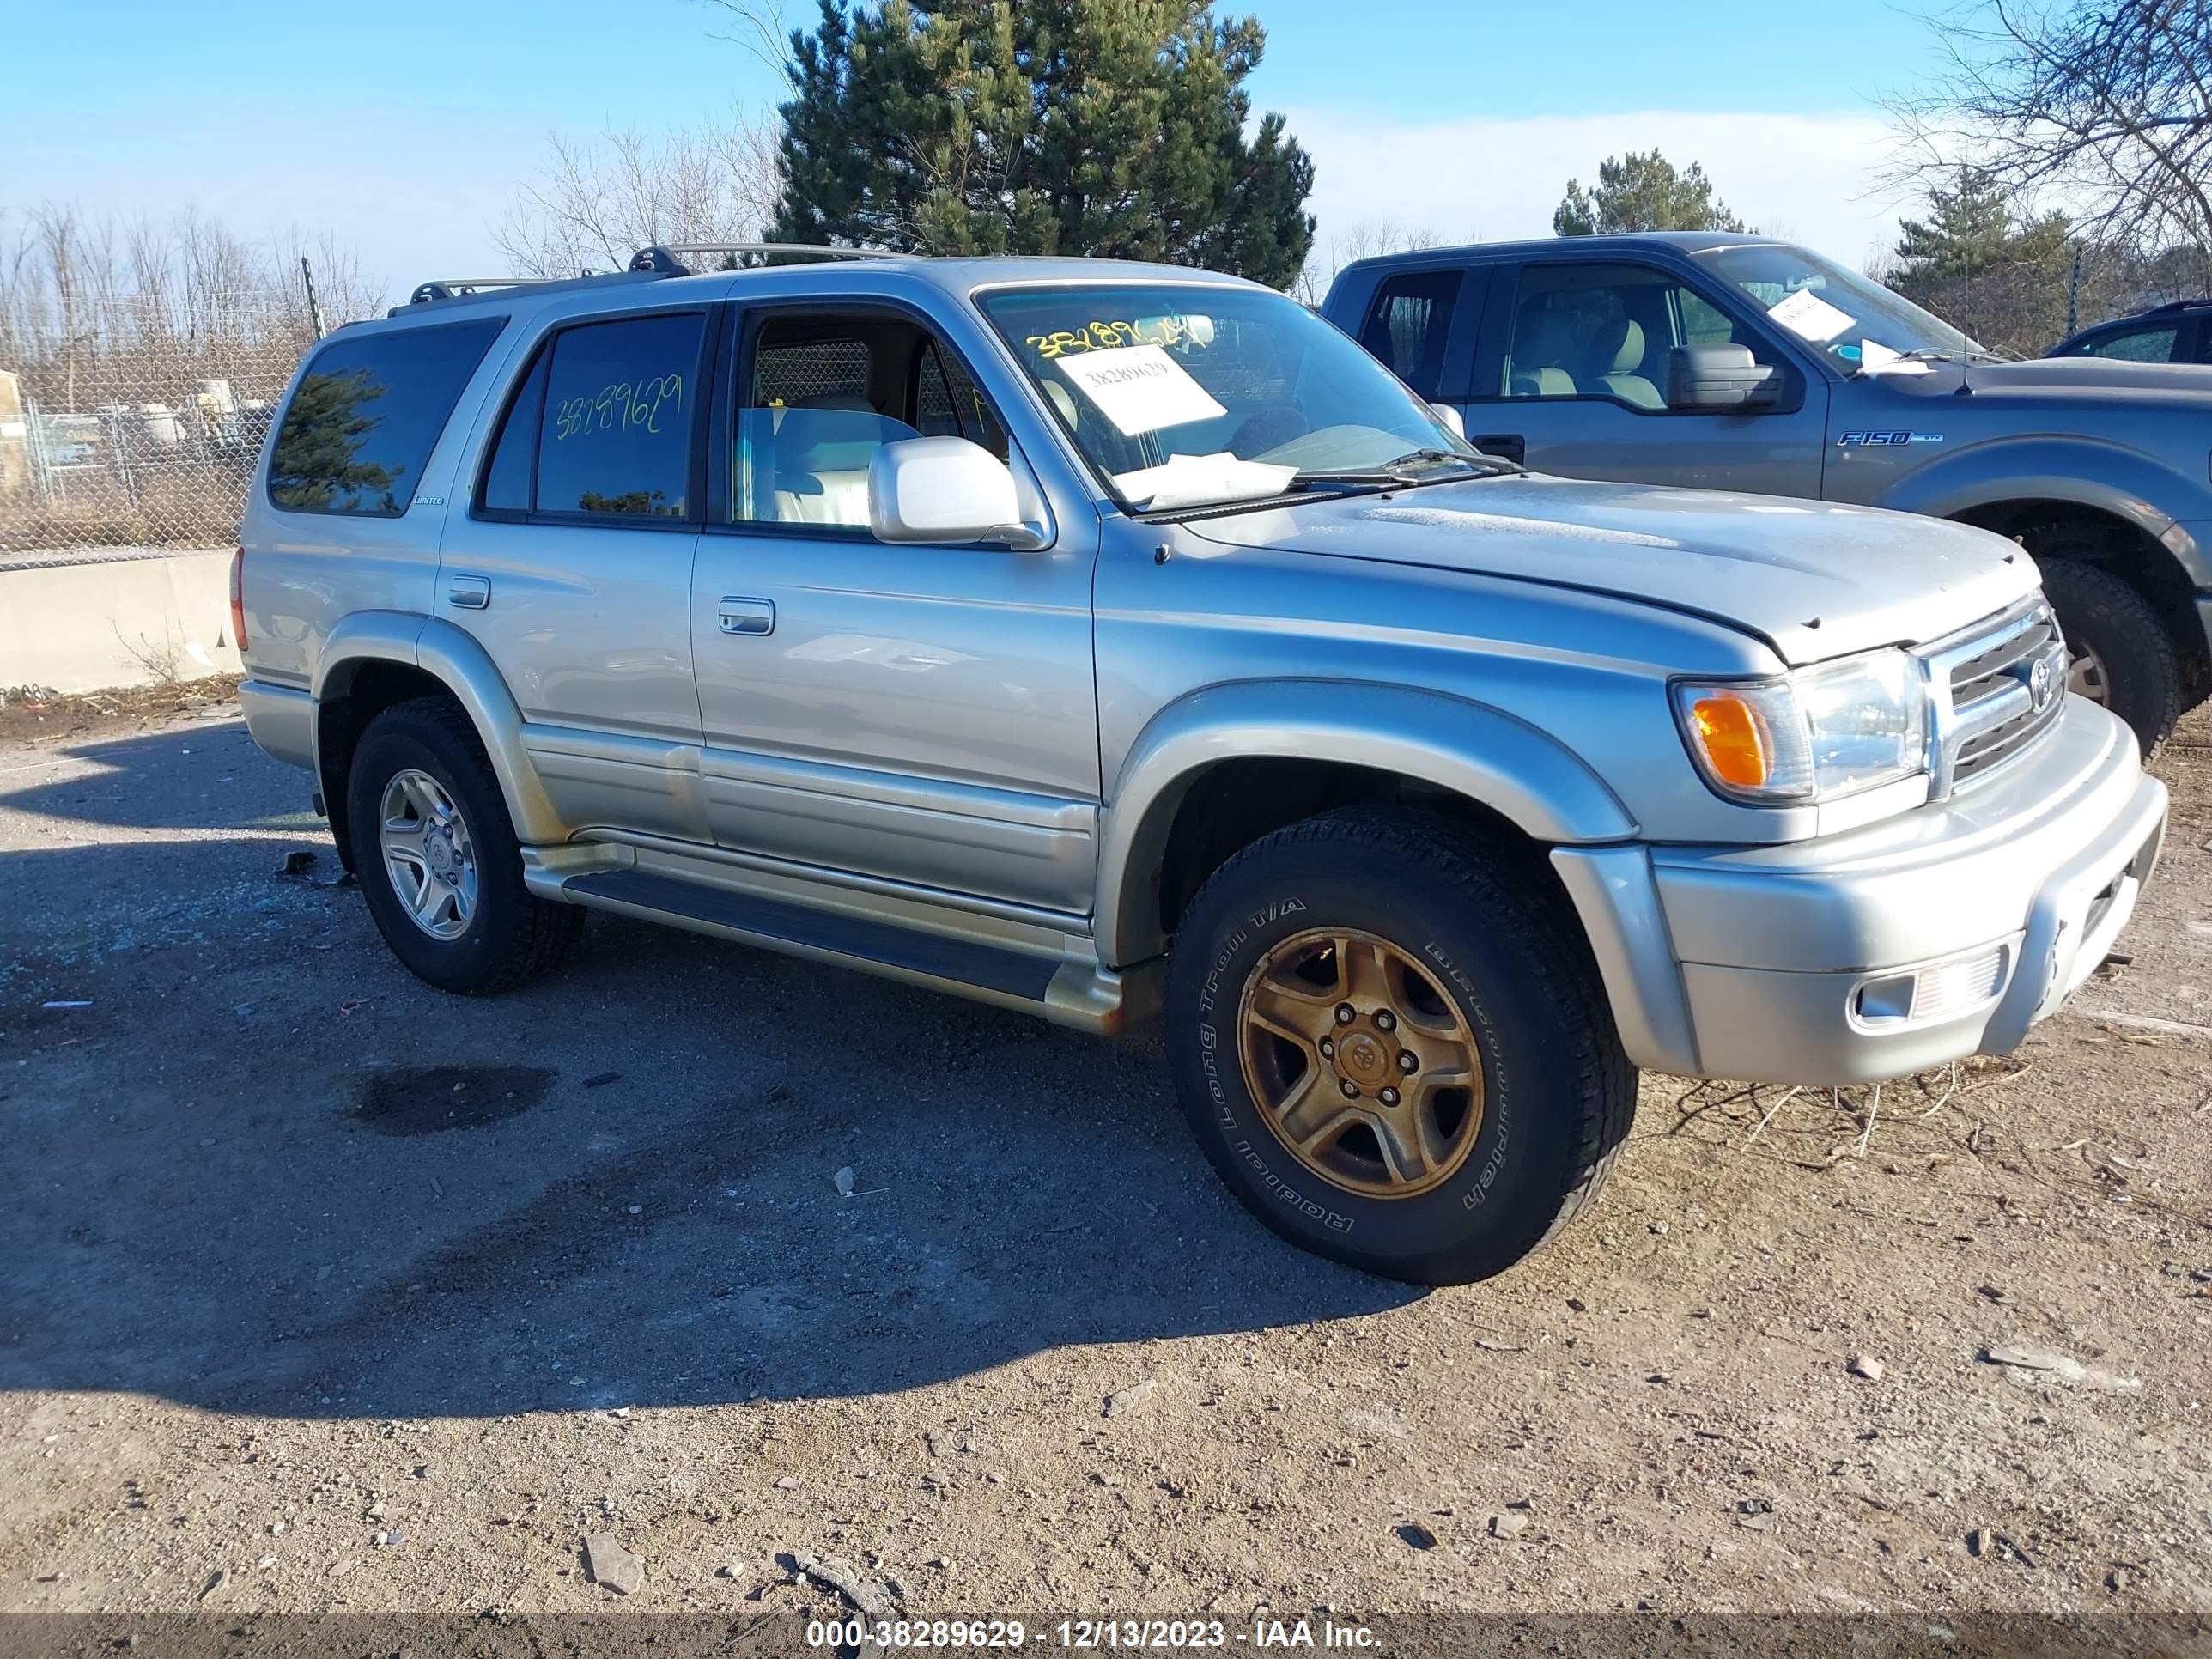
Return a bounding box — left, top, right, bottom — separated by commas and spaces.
1666, 344, 1782, 412
868, 437, 1046, 550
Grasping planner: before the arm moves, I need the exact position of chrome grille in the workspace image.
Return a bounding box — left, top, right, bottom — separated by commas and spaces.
1922, 598, 2069, 797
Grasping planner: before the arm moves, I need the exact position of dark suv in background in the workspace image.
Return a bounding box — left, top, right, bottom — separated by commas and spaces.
1323, 234, 2212, 750
2050, 299, 2212, 367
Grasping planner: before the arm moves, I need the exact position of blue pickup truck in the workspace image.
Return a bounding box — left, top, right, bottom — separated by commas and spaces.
1323, 232, 2212, 750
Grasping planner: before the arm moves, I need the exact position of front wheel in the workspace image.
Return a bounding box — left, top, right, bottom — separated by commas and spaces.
2034, 557, 2180, 756
1162, 809, 1635, 1285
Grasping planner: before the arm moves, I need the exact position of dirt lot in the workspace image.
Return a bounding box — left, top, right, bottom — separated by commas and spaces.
2, 689, 2209, 1632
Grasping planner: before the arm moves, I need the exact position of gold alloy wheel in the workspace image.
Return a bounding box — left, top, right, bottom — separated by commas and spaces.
1236, 927, 1486, 1199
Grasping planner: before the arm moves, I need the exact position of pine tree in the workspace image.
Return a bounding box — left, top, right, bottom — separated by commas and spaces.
1891, 168, 2069, 282
1553, 151, 1747, 237
769, 0, 1316, 289
1883, 168, 2075, 356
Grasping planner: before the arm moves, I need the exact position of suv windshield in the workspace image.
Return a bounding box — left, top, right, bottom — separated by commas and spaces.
976, 283, 1480, 511
1691, 244, 2002, 373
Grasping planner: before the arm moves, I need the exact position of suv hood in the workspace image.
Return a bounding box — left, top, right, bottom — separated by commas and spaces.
1184, 473, 2038, 665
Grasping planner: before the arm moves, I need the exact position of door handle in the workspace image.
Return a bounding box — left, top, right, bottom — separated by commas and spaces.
447, 574, 491, 610
1470, 433, 1525, 466
717, 596, 775, 636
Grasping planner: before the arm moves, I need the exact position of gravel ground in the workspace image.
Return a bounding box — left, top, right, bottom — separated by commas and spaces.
1, 693, 2209, 1628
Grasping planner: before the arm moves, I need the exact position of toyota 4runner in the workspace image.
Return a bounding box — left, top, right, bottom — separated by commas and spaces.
234, 245, 2166, 1285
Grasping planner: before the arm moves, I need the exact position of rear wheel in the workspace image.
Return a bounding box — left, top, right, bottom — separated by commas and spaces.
1162, 808, 1635, 1285
346, 697, 582, 994
2032, 554, 2180, 756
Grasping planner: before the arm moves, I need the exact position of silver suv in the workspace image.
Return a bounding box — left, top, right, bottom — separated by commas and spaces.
234, 246, 2166, 1285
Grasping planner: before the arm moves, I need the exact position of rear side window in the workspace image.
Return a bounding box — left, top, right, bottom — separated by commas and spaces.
529, 312, 707, 520
267, 319, 502, 515
1358, 270, 1463, 399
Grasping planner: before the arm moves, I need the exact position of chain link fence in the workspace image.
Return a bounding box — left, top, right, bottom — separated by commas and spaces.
0, 297, 320, 562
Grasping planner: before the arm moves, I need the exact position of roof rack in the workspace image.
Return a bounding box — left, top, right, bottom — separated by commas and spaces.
629, 242, 915, 273
395, 242, 914, 316
393, 267, 666, 315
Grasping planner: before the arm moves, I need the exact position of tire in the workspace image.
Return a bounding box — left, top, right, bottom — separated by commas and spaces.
1162, 807, 1635, 1285
345, 696, 582, 994
2033, 556, 2180, 756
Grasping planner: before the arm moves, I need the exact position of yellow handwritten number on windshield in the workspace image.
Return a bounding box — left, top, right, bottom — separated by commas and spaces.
1024, 319, 1197, 361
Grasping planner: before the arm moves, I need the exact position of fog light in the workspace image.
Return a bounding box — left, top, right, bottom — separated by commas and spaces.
1853, 944, 2011, 1026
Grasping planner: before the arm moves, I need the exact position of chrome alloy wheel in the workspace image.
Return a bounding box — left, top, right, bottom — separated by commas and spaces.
2067, 644, 2109, 705
378, 768, 478, 941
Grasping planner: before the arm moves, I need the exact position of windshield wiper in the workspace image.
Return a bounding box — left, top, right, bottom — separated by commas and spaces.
1291, 449, 1512, 489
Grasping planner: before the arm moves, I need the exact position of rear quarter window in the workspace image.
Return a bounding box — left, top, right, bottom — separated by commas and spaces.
266, 318, 504, 516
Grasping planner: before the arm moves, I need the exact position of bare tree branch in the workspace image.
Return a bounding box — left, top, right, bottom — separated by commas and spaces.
1889, 1, 2212, 289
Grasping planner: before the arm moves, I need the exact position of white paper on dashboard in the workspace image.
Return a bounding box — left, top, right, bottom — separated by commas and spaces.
1766, 287, 1856, 343
1112, 452, 1296, 511
1856, 337, 1933, 375
1056, 344, 1227, 435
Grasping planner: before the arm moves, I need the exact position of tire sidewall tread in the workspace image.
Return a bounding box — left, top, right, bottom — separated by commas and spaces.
344, 696, 580, 995
1164, 808, 1633, 1285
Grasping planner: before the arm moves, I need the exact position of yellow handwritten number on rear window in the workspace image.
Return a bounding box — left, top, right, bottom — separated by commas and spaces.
554, 374, 685, 441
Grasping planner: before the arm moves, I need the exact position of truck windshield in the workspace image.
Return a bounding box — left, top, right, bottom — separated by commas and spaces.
1690, 244, 2002, 373
976, 283, 1481, 512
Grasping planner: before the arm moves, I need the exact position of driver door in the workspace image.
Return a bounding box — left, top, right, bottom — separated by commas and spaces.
688, 304, 1102, 916
1467, 258, 1829, 497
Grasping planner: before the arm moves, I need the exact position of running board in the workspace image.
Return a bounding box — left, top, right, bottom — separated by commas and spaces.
559, 866, 1145, 1034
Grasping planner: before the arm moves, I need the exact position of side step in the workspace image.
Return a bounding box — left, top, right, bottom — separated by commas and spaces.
559, 866, 1143, 1034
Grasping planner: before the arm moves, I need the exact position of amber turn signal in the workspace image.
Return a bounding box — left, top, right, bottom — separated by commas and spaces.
1686, 692, 1771, 789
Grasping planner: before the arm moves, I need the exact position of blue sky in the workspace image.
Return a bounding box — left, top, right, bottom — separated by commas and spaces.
5, 0, 1948, 301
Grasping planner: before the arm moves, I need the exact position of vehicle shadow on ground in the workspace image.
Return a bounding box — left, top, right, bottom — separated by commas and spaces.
0, 717, 311, 836
0, 726, 1420, 1422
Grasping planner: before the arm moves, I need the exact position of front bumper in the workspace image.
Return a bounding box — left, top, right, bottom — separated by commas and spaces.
1556, 696, 2166, 1085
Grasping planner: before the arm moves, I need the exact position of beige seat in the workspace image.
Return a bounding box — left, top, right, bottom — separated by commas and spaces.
770, 395, 913, 526
1507, 313, 1578, 398
1582, 319, 1662, 408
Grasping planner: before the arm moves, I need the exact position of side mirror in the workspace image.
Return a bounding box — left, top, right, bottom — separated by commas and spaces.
1666, 344, 1782, 411
868, 437, 1046, 550
1428, 401, 1467, 439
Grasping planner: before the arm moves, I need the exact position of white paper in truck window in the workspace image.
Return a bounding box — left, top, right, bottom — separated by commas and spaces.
1765, 287, 1855, 343
1055, 344, 1226, 436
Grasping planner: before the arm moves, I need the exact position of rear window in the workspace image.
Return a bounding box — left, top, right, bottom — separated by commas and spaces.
266, 318, 503, 516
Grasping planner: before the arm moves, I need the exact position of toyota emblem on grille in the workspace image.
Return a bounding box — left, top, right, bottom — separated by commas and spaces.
2029, 653, 2057, 712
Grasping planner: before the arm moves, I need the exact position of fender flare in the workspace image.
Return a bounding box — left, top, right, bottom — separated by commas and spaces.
313, 612, 568, 844
1094, 678, 1638, 967
1875, 439, 2208, 581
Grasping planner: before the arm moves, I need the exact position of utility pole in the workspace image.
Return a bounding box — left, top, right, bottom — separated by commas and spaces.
2066, 245, 2082, 338
301, 255, 328, 341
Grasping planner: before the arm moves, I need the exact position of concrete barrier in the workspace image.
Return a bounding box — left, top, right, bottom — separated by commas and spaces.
0, 548, 242, 695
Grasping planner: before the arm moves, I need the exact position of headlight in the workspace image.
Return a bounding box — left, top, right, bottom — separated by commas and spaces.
1674, 647, 1927, 805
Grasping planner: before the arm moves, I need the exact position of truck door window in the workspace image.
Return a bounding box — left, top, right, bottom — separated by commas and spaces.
531, 312, 706, 520
1502, 263, 1770, 410
1358, 270, 1462, 399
